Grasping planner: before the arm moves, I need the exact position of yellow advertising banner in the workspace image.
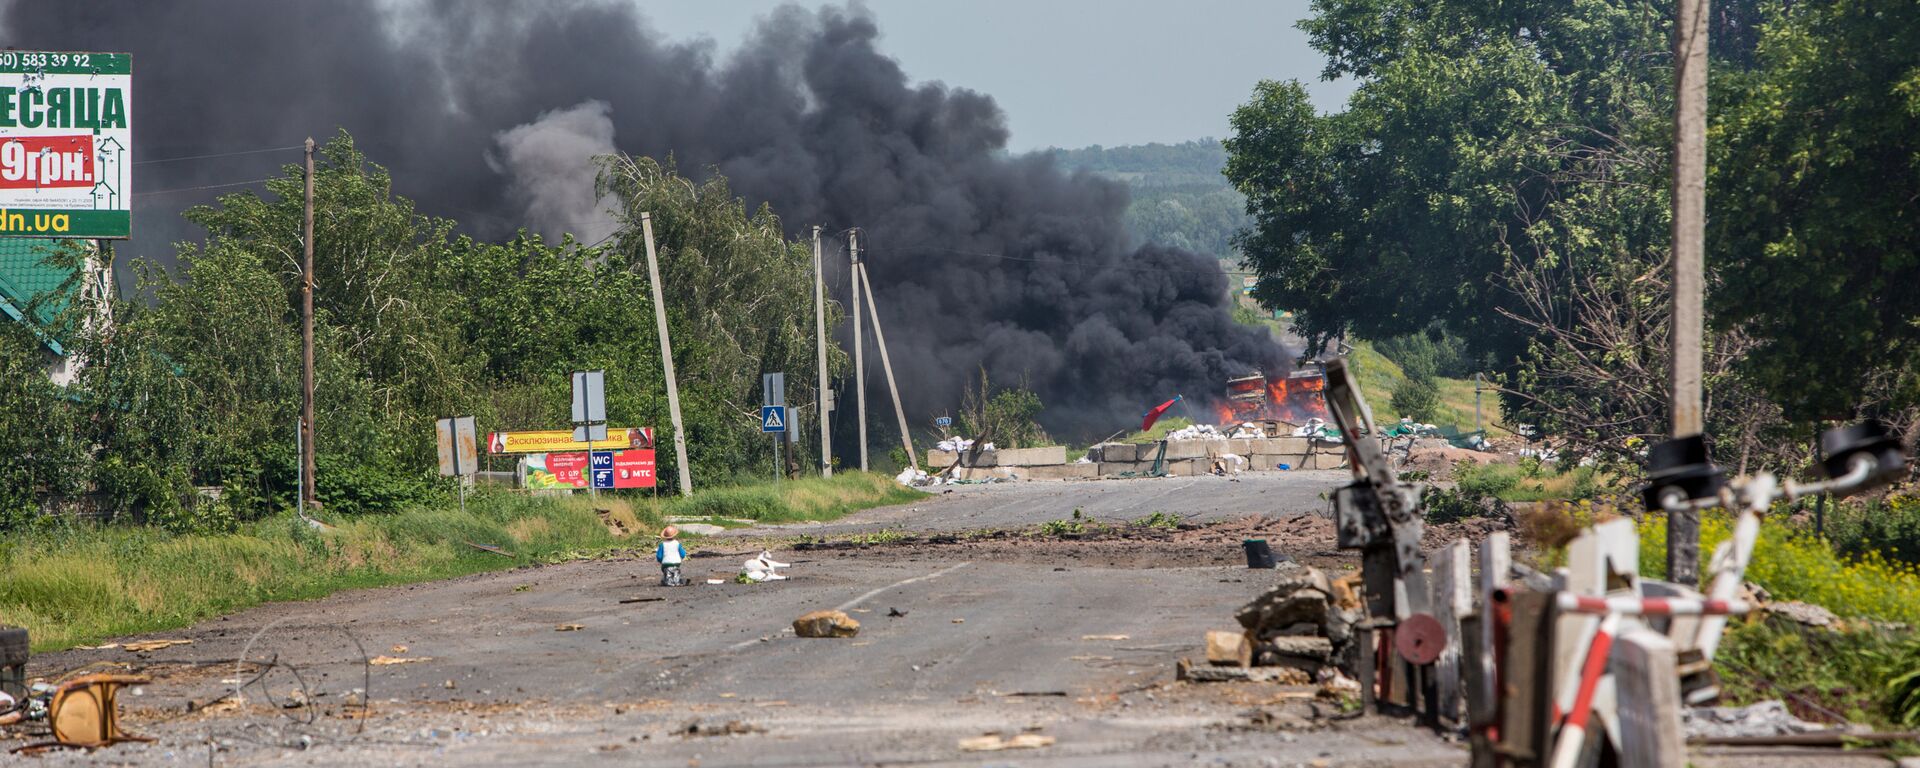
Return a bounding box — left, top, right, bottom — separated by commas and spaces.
487, 427, 654, 454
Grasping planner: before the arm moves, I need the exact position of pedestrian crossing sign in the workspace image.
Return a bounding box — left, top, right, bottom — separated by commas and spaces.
761, 405, 787, 433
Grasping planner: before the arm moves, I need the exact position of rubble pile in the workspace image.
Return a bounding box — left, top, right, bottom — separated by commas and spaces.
934, 437, 992, 453
1180, 562, 1364, 685
1290, 418, 1343, 443
1163, 424, 1227, 441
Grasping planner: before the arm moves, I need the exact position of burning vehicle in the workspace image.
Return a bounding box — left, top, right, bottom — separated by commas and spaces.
1218, 366, 1331, 429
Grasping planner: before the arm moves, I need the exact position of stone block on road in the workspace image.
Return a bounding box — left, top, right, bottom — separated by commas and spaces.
793, 610, 860, 638
1206, 630, 1253, 667
1262, 635, 1333, 662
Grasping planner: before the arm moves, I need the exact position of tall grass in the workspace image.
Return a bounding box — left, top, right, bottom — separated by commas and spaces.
1638, 511, 1920, 625
0, 472, 918, 652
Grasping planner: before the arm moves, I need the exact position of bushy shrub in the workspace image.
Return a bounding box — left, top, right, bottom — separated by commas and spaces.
1826, 494, 1920, 568
1390, 375, 1440, 422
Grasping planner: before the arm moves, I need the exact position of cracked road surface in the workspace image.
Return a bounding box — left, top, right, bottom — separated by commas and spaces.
20, 472, 1468, 766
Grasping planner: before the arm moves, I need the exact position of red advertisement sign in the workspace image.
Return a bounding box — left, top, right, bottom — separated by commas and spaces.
527, 449, 656, 489
0, 135, 94, 189
610, 449, 657, 488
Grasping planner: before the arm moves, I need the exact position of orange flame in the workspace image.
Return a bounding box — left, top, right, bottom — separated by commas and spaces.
1212, 372, 1329, 427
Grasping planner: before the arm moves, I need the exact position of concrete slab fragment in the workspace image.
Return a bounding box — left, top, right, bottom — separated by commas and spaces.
1024, 463, 1097, 481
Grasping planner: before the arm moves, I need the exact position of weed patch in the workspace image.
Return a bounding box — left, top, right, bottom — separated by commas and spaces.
0, 472, 915, 652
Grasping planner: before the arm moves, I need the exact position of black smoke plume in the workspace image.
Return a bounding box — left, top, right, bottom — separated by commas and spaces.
2, 0, 1290, 438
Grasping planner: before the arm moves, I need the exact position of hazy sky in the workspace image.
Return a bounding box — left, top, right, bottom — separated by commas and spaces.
638, 0, 1352, 151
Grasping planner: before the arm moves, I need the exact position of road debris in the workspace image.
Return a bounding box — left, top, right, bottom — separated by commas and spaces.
122, 639, 193, 652
595, 507, 630, 537
368, 655, 432, 666
1206, 630, 1252, 667
792, 610, 860, 638
958, 732, 1054, 751
619, 596, 666, 604
555, 624, 585, 632
741, 551, 791, 582
1683, 700, 1841, 739
1177, 658, 1310, 684
1081, 634, 1130, 641
9, 673, 152, 752
887, 607, 908, 617
681, 719, 765, 737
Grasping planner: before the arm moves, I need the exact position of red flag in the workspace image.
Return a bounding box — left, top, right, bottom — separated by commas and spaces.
1142, 395, 1181, 431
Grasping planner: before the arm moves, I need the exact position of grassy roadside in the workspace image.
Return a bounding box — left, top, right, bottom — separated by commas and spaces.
1348, 341, 1498, 434
1637, 510, 1920, 728
0, 472, 920, 653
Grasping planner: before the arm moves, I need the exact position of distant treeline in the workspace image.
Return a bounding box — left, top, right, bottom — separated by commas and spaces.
1047, 139, 1250, 263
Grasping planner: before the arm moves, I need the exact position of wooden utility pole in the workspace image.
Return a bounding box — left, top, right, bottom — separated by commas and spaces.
850, 229, 868, 471
1668, 0, 1710, 585
858, 263, 917, 470
301, 138, 317, 510
642, 213, 694, 496
813, 226, 833, 477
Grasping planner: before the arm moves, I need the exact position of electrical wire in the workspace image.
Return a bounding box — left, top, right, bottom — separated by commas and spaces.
876, 243, 1250, 277
133, 144, 305, 166
130, 178, 275, 198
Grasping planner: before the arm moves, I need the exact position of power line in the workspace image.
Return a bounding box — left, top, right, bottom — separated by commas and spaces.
134, 144, 306, 166
131, 178, 275, 198
882, 244, 1250, 277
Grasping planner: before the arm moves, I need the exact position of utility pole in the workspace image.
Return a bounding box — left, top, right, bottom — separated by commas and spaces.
850, 229, 868, 472
1668, 0, 1709, 585
813, 226, 833, 477
301, 138, 317, 511
858, 263, 917, 470
642, 213, 694, 496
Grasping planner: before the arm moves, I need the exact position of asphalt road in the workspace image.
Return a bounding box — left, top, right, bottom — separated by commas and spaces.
756, 470, 1349, 536
20, 471, 1470, 767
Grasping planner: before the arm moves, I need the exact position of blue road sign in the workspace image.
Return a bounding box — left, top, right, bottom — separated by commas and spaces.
761, 405, 787, 433
591, 451, 616, 489
934, 416, 953, 427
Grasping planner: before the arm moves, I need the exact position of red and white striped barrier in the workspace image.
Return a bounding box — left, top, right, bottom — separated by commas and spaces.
1550, 612, 1620, 768
1555, 593, 1752, 617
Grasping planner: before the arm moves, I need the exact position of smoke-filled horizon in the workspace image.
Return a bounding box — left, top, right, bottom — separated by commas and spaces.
2, 0, 1291, 439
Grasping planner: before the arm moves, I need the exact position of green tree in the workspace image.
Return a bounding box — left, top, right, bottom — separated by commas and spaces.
955, 368, 1050, 449
1223, 0, 1827, 467
598, 155, 847, 488
1390, 374, 1440, 423
1711, 0, 1920, 421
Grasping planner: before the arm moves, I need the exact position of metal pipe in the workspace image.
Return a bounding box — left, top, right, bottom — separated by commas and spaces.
1555, 592, 1751, 616
1784, 454, 1875, 500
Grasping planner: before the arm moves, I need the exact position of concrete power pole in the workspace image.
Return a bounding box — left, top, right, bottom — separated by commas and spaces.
858, 263, 917, 470
642, 213, 694, 496
301, 138, 317, 510
813, 226, 833, 477
1668, 0, 1710, 585
850, 229, 868, 472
